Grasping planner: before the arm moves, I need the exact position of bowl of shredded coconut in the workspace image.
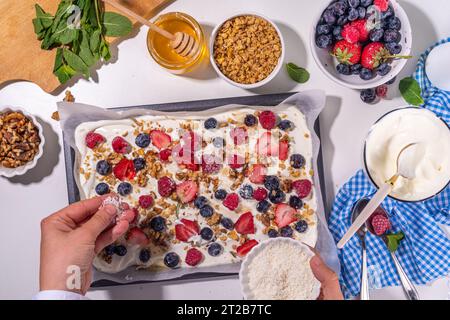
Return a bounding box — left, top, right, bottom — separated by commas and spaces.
239, 238, 321, 300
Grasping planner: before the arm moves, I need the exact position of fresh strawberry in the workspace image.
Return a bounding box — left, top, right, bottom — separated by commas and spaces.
113, 158, 136, 181
253, 187, 268, 201
112, 136, 131, 154
249, 164, 267, 184
376, 85, 388, 98
138, 195, 154, 208
351, 20, 369, 42
159, 148, 172, 162
230, 127, 248, 145
176, 180, 198, 203
85, 131, 105, 149
292, 179, 312, 198
333, 40, 362, 65
126, 227, 149, 246
236, 239, 259, 257
202, 154, 222, 174
274, 203, 297, 228
228, 154, 245, 169
185, 248, 203, 266
371, 214, 391, 235
175, 219, 199, 242
374, 0, 389, 12
342, 24, 360, 44
235, 212, 255, 235
256, 132, 279, 157
278, 140, 289, 161
361, 42, 411, 70
157, 176, 176, 197
150, 130, 172, 150
223, 193, 239, 211
259, 111, 277, 130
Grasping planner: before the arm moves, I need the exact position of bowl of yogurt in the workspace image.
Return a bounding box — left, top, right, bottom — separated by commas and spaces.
363, 107, 450, 202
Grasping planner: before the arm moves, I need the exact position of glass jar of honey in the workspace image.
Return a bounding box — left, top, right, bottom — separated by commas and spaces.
147, 12, 207, 74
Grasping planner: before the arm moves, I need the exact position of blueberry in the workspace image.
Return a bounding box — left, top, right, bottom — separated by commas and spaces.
376, 63, 392, 76
348, 0, 360, 8
278, 120, 293, 131
208, 243, 223, 257
316, 24, 331, 35
244, 114, 258, 127
381, 5, 394, 20
239, 185, 254, 200
332, 26, 343, 41
360, 88, 377, 104
135, 133, 150, 148
331, 1, 348, 15
200, 205, 214, 218
384, 29, 401, 43
268, 229, 279, 238
295, 220, 309, 233
214, 189, 227, 200
96, 160, 111, 176
351, 64, 362, 75
164, 252, 180, 268
336, 63, 351, 75
385, 76, 397, 85
95, 183, 109, 196
360, 0, 373, 7
139, 249, 151, 263
104, 245, 115, 256
264, 176, 280, 191
212, 137, 225, 148
269, 189, 285, 204
200, 227, 214, 241
337, 16, 349, 26
204, 118, 218, 130
388, 17, 401, 30
256, 200, 271, 213
290, 154, 306, 169
358, 6, 366, 19
386, 42, 402, 55
114, 245, 127, 256
150, 216, 166, 232
315, 34, 333, 49
220, 217, 234, 230
280, 226, 294, 238
117, 182, 132, 196
322, 9, 337, 25
289, 195, 303, 209
348, 8, 359, 21
369, 28, 384, 42
360, 68, 374, 81
133, 157, 146, 171
194, 196, 208, 209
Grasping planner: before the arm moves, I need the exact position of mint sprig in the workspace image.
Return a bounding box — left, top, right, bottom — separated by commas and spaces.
286, 63, 310, 83
386, 232, 405, 252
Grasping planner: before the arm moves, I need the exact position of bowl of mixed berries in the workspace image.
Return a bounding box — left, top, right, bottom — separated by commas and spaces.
311, 0, 412, 90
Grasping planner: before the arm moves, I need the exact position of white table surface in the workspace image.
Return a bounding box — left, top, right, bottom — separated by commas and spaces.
1, 0, 449, 300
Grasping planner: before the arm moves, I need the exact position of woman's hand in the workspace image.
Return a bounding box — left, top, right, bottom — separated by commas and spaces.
39, 195, 135, 295
310, 255, 344, 300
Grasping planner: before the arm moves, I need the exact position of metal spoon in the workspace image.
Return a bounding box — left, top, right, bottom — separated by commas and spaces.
351, 199, 371, 300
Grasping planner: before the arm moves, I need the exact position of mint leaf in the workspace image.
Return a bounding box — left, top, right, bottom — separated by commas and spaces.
286, 63, 310, 83
102, 12, 132, 37
399, 77, 425, 106
386, 232, 405, 252
63, 49, 89, 77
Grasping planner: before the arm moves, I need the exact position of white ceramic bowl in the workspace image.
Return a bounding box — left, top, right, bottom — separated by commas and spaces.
0, 107, 45, 178
210, 12, 286, 89
239, 238, 321, 300
310, 0, 412, 89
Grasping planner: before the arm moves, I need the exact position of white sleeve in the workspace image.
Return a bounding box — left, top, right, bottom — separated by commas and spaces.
33, 290, 90, 300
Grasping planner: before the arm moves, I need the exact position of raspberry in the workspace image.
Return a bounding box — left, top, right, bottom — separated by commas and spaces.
112, 136, 131, 154
374, 0, 389, 12
292, 179, 312, 198
223, 193, 239, 211
253, 188, 268, 201
159, 149, 172, 162
185, 248, 203, 266
138, 195, 154, 209
158, 176, 176, 197
85, 131, 105, 149
376, 85, 388, 98
258, 111, 277, 130
371, 214, 391, 235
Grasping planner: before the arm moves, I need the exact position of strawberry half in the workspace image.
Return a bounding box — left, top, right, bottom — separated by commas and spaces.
249, 164, 267, 184
278, 140, 289, 161
223, 193, 239, 211
236, 239, 259, 257
112, 136, 131, 154
274, 203, 297, 228
292, 179, 312, 199
371, 214, 391, 235
185, 248, 203, 266
113, 158, 136, 181
230, 127, 248, 145
126, 227, 149, 246
85, 131, 105, 149
175, 219, 200, 242
150, 130, 172, 150
176, 180, 198, 203
333, 40, 362, 65
234, 212, 255, 235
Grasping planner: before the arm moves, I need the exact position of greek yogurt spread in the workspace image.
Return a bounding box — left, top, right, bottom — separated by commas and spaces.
365, 108, 450, 201
74, 106, 318, 273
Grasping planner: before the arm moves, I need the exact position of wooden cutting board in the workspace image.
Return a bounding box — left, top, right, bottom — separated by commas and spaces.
0, 0, 171, 93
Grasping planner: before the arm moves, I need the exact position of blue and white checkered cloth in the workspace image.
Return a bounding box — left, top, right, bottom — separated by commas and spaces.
328, 38, 450, 299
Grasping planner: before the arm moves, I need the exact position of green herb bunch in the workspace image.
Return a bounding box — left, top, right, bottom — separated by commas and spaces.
33, 0, 132, 84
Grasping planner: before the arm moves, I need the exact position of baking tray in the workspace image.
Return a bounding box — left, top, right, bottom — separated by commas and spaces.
62, 92, 327, 288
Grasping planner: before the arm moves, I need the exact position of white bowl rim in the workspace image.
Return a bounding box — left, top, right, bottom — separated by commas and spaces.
310, 0, 412, 90
209, 11, 286, 89
0, 107, 45, 178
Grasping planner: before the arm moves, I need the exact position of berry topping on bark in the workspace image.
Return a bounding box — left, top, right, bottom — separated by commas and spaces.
223, 193, 239, 211
112, 136, 131, 154
138, 195, 154, 208
175, 219, 200, 242
126, 227, 149, 246
158, 176, 176, 197
150, 130, 172, 150
236, 239, 259, 257
113, 159, 136, 181
258, 111, 277, 130
292, 179, 312, 198
253, 187, 268, 201
249, 164, 267, 184
185, 248, 203, 266
176, 180, 198, 203
234, 212, 255, 235
275, 203, 297, 228
85, 131, 105, 149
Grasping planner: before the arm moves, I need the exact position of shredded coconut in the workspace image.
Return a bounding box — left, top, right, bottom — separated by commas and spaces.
247, 241, 319, 300
101, 195, 128, 222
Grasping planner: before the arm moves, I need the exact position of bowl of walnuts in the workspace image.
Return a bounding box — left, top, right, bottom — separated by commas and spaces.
0, 107, 44, 177
210, 13, 285, 89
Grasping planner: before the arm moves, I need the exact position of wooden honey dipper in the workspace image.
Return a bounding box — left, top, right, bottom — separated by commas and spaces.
102, 0, 199, 57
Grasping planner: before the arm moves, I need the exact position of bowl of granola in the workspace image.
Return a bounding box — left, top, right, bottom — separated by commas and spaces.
0, 107, 44, 177
210, 13, 285, 89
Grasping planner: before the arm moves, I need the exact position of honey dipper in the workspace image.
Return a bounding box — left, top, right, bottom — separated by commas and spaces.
102, 0, 199, 57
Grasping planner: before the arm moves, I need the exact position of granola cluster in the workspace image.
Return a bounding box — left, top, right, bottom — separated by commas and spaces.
0, 111, 41, 168
213, 15, 282, 84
